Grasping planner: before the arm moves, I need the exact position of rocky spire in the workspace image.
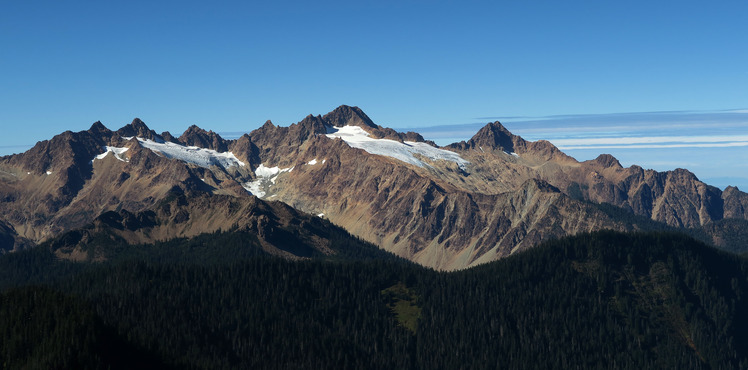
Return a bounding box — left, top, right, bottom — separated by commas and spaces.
322, 105, 378, 129
179, 125, 229, 152
115, 118, 163, 141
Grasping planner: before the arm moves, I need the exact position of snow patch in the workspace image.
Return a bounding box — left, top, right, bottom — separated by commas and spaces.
242, 164, 293, 198
307, 158, 318, 165
92, 146, 129, 164
317, 213, 324, 218
505, 151, 519, 157
254, 164, 291, 177
46, 171, 52, 175
325, 126, 469, 170
136, 138, 245, 169
242, 179, 265, 198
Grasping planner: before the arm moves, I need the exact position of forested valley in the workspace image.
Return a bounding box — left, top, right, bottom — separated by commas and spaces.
1, 230, 747, 369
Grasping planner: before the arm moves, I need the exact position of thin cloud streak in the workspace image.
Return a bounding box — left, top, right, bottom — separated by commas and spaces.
398, 110, 748, 143
551, 135, 748, 146
397, 109, 748, 191
558, 142, 748, 150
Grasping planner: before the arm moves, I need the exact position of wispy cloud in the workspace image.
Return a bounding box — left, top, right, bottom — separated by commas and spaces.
558, 142, 748, 150
393, 109, 748, 190
551, 134, 748, 149
396, 109, 748, 145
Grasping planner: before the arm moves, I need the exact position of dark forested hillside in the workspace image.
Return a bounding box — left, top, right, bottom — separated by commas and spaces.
1, 230, 747, 369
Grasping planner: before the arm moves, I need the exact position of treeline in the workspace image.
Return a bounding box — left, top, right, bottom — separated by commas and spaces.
1, 230, 747, 368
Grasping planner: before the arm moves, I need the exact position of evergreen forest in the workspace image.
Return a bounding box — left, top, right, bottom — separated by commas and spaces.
1, 230, 747, 369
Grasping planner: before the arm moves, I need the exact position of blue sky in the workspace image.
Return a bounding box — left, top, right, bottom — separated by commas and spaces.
2, 1, 747, 188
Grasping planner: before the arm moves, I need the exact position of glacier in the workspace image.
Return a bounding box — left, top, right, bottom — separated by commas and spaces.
134, 138, 245, 169
325, 126, 469, 170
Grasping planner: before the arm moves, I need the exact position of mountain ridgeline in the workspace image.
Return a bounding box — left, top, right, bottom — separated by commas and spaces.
1, 105, 747, 268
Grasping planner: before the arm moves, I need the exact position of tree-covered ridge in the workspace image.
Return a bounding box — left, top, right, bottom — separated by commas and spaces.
0, 230, 746, 369
0, 286, 166, 369
428, 231, 748, 369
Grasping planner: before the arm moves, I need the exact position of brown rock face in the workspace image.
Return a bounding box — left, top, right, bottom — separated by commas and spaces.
322, 105, 378, 129
1, 105, 746, 269
115, 118, 163, 141
178, 125, 229, 152
450, 121, 516, 152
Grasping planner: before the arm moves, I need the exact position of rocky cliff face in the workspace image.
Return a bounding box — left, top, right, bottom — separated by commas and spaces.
1, 105, 745, 269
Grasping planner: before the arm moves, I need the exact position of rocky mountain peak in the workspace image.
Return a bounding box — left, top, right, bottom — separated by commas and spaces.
181, 124, 205, 136
129, 118, 149, 133
115, 118, 163, 142
178, 125, 229, 152
466, 121, 516, 151
87, 121, 113, 142
321, 106, 433, 143
88, 121, 109, 134
725, 185, 741, 194
592, 154, 622, 168
296, 114, 329, 136
160, 131, 178, 143
322, 105, 378, 129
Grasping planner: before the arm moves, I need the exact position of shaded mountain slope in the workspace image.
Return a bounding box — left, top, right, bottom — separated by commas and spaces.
44, 190, 394, 263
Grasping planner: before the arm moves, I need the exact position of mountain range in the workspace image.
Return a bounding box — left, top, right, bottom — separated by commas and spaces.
1, 105, 747, 269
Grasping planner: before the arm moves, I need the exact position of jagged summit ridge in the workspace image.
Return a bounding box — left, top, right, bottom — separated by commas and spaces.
178, 125, 229, 152
115, 118, 164, 142
322, 105, 378, 129
2, 105, 748, 269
